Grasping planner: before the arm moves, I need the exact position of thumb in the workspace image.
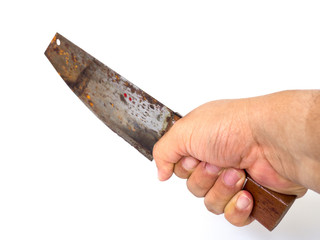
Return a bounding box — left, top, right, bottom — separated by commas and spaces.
153, 119, 191, 181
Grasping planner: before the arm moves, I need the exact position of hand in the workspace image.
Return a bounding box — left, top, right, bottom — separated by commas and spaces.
153, 91, 320, 227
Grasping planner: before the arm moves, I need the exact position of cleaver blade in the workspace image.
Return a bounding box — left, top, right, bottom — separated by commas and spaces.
45, 33, 180, 160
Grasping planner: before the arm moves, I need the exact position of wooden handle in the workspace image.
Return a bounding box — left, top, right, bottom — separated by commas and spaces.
243, 174, 296, 231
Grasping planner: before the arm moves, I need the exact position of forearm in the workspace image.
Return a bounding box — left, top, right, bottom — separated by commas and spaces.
248, 90, 320, 192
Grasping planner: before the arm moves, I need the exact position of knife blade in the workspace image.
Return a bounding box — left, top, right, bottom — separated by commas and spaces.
45, 33, 180, 160
45, 33, 296, 231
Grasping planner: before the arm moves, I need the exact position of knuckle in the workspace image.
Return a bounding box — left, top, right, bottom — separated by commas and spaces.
174, 161, 191, 179
174, 169, 189, 179
224, 214, 248, 227
224, 214, 254, 227
187, 178, 203, 193
204, 196, 223, 215
186, 177, 208, 198
192, 174, 205, 188
152, 143, 160, 160
224, 212, 237, 226
187, 186, 204, 198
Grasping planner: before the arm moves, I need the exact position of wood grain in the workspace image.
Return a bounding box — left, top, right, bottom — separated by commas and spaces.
243, 175, 296, 231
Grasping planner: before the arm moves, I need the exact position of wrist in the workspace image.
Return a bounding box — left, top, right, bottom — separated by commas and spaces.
247, 90, 320, 192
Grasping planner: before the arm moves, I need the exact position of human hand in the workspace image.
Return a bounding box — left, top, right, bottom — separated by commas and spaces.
153, 91, 319, 227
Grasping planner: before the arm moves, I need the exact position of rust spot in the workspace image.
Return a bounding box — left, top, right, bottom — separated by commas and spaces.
173, 112, 182, 122
120, 94, 127, 104
89, 101, 94, 107
117, 115, 123, 122
52, 46, 60, 55
51, 35, 57, 44
72, 53, 77, 63
86, 94, 91, 100
161, 112, 181, 136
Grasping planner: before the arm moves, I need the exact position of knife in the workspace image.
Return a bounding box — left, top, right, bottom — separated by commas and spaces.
45, 33, 296, 231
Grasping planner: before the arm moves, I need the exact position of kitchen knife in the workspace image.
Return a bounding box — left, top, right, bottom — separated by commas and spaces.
45, 33, 296, 231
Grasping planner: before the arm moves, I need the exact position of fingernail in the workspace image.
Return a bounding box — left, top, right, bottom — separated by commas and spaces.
182, 157, 198, 171
223, 169, 241, 186
236, 195, 251, 210
205, 163, 221, 175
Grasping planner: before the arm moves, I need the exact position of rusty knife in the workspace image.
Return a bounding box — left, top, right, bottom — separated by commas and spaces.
45, 33, 296, 231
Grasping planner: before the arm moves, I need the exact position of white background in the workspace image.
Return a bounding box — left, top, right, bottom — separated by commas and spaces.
1, 1, 320, 239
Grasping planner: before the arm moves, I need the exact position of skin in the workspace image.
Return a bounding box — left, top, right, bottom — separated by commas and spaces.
153, 90, 320, 227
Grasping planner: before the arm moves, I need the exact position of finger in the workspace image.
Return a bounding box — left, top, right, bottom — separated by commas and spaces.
174, 157, 200, 179
204, 168, 246, 215
186, 162, 222, 197
224, 191, 254, 227
154, 157, 175, 181
153, 120, 190, 181
153, 136, 180, 181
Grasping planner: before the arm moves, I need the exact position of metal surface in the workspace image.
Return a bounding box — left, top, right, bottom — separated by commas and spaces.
45, 33, 180, 160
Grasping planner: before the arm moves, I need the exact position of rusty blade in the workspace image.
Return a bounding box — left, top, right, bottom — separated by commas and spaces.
45, 33, 180, 160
